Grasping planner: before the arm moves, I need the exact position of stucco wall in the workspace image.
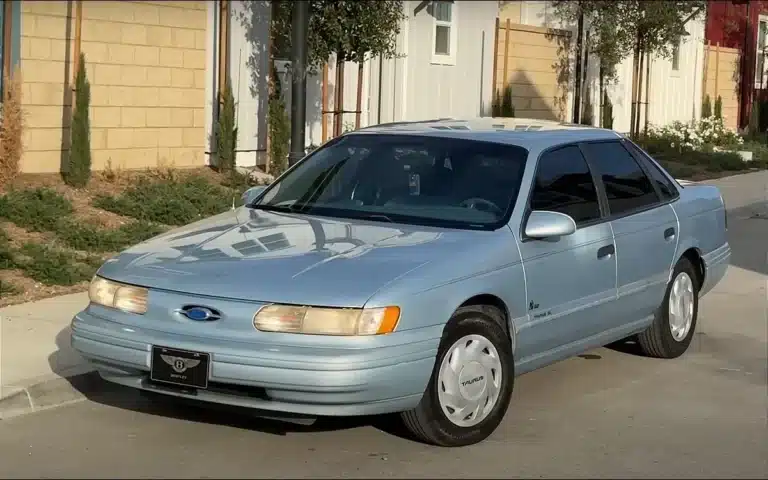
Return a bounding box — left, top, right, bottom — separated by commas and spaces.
20, 0, 208, 174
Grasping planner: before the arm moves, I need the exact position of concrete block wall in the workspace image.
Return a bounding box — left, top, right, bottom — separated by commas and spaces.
19, 0, 208, 173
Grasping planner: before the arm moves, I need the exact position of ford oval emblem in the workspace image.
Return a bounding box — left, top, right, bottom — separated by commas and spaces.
179, 306, 221, 321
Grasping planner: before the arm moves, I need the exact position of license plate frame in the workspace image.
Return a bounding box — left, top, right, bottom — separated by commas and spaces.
150, 345, 210, 389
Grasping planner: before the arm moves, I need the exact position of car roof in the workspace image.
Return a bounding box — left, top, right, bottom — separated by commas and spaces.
350, 117, 622, 151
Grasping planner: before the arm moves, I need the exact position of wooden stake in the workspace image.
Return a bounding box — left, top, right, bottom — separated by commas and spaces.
2, 1, 12, 83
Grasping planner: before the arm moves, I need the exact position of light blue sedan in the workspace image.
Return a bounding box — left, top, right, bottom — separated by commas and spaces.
71, 119, 730, 447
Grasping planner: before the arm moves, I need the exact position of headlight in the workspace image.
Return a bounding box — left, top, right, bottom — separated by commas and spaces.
88, 276, 148, 315
253, 304, 400, 336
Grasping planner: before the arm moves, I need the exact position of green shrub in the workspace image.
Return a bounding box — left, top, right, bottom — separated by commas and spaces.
215, 78, 238, 174
491, 85, 515, 118
0, 188, 74, 232
15, 243, 95, 286
93, 175, 237, 225
0, 279, 21, 297
268, 67, 290, 177
714, 95, 723, 119
602, 94, 614, 129
0, 228, 14, 269
702, 94, 712, 118
63, 53, 92, 188
55, 219, 166, 253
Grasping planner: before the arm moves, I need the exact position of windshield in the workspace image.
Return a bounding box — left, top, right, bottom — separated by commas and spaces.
252, 133, 529, 230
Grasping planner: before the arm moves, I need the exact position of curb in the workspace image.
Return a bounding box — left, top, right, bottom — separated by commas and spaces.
0, 368, 100, 421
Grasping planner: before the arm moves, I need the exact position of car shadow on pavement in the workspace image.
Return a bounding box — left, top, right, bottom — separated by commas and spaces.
726, 202, 768, 276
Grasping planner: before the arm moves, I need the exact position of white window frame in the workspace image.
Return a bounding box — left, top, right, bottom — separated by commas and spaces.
430, 0, 458, 66
755, 15, 768, 88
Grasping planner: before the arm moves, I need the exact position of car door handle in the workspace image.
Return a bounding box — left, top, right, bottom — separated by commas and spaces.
597, 244, 615, 259
664, 227, 676, 241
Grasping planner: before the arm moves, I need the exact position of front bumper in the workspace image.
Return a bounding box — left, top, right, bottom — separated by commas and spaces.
71, 310, 441, 417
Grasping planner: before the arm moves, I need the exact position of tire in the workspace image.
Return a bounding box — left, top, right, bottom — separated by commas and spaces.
637, 256, 700, 359
400, 305, 514, 447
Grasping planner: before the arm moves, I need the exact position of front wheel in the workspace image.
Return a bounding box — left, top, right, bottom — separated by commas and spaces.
400, 305, 514, 447
637, 257, 700, 358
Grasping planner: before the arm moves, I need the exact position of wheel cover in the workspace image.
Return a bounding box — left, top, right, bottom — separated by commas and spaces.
669, 272, 695, 341
436, 333, 503, 428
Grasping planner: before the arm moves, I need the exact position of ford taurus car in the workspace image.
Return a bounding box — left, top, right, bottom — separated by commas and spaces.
71, 118, 730, 447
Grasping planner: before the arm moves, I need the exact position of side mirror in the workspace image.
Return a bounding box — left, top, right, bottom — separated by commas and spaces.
241, 185, 267, 205
524, 210, 577, 239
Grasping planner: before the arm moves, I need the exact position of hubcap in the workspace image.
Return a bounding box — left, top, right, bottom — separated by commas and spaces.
437, 334, 503, 427
669, 272, 695, 341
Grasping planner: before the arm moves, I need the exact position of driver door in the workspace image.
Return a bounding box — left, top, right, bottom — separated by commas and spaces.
516, 145, 618, 367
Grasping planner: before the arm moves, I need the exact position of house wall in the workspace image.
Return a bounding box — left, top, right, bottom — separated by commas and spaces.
367, 0, 497, 122
19, 0, 208, 174
702, 44, 741, 130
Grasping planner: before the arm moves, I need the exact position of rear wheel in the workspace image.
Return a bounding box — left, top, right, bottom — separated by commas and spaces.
400, 305, 514, 447
637, 257, 699, 358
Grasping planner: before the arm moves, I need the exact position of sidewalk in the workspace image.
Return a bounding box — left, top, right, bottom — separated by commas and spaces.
0, 292, 95, 419
0, 170, 765, 420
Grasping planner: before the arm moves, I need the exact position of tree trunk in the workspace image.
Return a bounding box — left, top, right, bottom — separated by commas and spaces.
629, 35, 641, 137
581, 29, 590, 125
599, 60, 605, 127
333, 54, 345, 137
644, 49, 651, 135
572, 11, 585, 123
634, 47, 645, 136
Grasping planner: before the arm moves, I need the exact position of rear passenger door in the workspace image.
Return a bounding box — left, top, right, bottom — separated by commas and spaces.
579, 140, 679, 328
517, 145, 617, 362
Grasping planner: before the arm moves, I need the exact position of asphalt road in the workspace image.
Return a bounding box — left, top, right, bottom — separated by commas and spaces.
0, 203, 765, 479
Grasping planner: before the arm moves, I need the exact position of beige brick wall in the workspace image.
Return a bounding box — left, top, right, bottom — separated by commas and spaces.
702, 44, 740, 132
20, 0, 208, 174
494, 22, 571, 121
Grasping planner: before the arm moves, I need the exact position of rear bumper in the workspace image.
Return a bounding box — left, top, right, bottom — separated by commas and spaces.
701, 242, 731, 296
71, 310, 441, 417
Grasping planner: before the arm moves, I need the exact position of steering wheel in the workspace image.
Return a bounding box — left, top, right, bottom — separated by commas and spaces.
459, 197, 503, 216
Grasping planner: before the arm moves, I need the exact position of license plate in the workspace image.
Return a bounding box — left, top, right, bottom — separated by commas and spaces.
150, 346, 209, 389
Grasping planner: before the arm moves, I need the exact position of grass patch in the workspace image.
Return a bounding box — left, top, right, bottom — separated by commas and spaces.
0, 187, 73, 232
15, 243, 96, 286
0, 279, 20, 297
56, 219, 167, 253
93, 175, 242, 226
0, 228, 14, 269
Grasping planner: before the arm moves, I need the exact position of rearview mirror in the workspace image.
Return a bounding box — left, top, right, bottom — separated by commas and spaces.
241, 185, 267, 205
524, 210, 577, 239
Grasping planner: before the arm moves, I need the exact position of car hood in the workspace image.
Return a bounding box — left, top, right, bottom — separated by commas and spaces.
97, 207, 488, 307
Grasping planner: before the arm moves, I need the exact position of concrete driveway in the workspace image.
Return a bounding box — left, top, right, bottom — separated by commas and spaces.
0, 172, 765, 479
